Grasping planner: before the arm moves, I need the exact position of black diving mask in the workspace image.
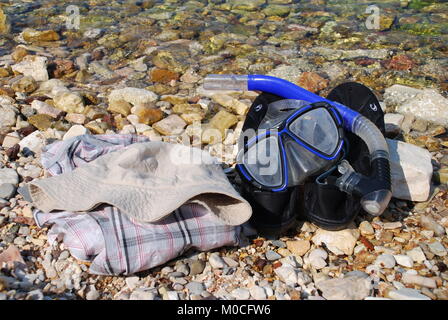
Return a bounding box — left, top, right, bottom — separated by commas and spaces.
236, 99, 344, 192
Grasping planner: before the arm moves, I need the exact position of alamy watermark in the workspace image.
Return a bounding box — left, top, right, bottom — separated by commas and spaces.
365, 5, 380, 30
66, 5, 80, 30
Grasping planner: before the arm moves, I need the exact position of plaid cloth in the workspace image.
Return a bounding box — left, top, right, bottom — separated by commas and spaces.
33, 134, 243, 276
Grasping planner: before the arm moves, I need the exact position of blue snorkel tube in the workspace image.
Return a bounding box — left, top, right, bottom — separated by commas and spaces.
204, 74, 392, 216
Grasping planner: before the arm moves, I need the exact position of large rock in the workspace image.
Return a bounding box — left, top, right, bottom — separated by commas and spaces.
11, 55, 49, 82
316, 274, 372, 300
396, 89, 448, 126
387, 139, 432, 202
312, 227, 359, 256
384, 84, 423, 108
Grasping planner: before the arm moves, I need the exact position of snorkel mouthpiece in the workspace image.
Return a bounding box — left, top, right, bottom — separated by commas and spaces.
204, 74, 392, 216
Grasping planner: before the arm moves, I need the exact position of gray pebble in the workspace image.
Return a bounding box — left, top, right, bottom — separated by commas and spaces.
186, 281, 205, 295
59, 251, 70, 260
86, 285, 100, 300
231, 288, 250, 300
13, 237, 26, 246
272, 240, 287, 248
188, 260, 205, 275
0, 183, 16, 199
18, 226, 29, 236
209, 253, 226, 269
26, 289, 44, 300
266, 250, 282, 261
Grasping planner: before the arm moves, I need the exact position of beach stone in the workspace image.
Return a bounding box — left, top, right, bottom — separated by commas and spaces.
11, 76, 37, 93
401, 274, 436, 289
188, 260, 205, 275
211, 94, 249, 115
150, 68, 179, 83
387, 139, 432, 201
312, 227, 359, 256
63, 125, 90, 140
202, 110, 238, 144
296, 72, 329, 93
125, 277, 140, 290
308, 248, 328, 270
407, 246, 426, 263
86, 285, 100, 300
412, 118, 428, 132
209, 253, 226, 269
222, 256, 239, 268
359, 221, 374, 236
0, 105, 17, 127
19, 131, 46, 154
249, 286, 267, 300
130, 288, 157, 300
185, 282, 205, 295
231, 288, 250, 300
427, 241, 447, 257
383, 222, 402, 230
384, 113, 404, 135
2, 133, 20, 149
387, 288, 430, 300
0, 7, 10, 34
163, 291, 179, 300
266, 250, 282, 261
0, 183, 16, 199
53, 91, 85, 114
0, 168, 19, 186
152, 114, 186, 135
12, 55, 49, 82
274, 266, 297, 286
383, 84, 423, 107
396, 89, 448, 126
31, 100, 62, 118
286, 240, 310, 256
108, 87, 157, 109
420, 215, 445, 237
309, 47, 389, 61
65, 113, 86, 124
134, 106, 164, 125
262, 4, 291, 16
393, 255, 414, 268
316, 275, 372, 300
22, 28, 59, 42
36, 79, 69, 98
28, 114, 53, 131
108, 100, 132, 116
231, 0, 266, 11
375, 254, 396, 269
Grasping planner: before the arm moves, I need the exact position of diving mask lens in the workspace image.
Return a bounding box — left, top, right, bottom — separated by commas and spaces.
242, 135, 283, 188
288, 107, 340, 156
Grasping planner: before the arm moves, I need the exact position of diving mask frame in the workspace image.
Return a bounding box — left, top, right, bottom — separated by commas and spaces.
236, 100, 345, 192
204, 74, 392, 219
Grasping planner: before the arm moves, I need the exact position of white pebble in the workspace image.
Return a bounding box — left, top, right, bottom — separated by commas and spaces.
375, 254, 396, 269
